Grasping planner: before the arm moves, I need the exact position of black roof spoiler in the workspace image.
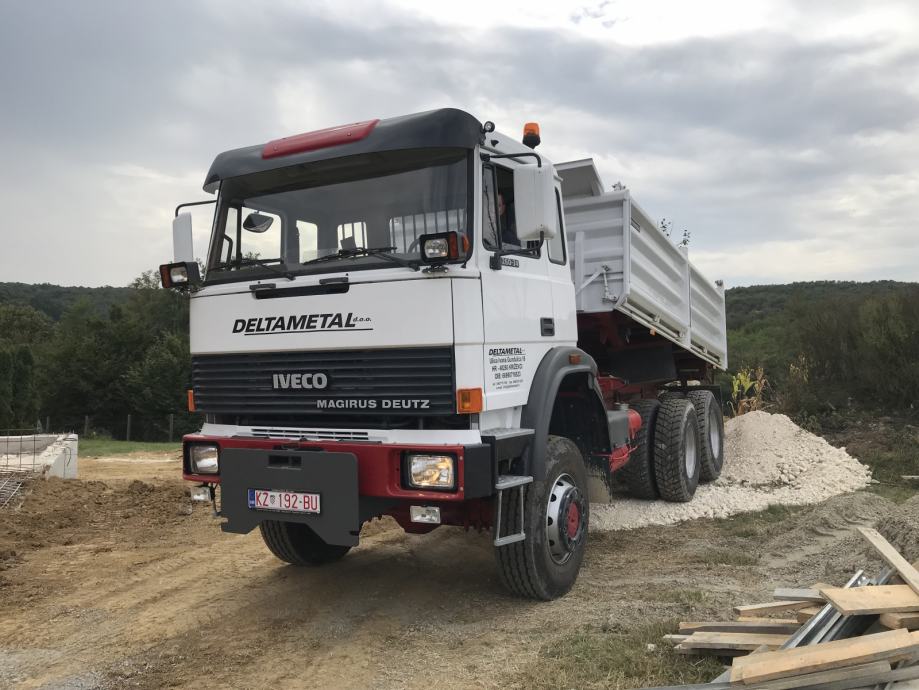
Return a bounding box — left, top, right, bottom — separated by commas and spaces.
203, 108, 483, 192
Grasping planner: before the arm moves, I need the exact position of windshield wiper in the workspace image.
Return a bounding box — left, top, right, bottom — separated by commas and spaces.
301, 246, 419, 271
214, 257, 296, 281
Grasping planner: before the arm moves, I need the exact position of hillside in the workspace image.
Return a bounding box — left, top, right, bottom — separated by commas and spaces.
0, 282, 132, 321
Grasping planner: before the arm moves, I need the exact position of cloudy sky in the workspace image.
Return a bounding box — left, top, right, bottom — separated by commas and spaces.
2, 0, 918, 288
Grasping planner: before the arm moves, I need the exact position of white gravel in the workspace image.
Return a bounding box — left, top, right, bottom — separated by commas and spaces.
591, 410, 873, 531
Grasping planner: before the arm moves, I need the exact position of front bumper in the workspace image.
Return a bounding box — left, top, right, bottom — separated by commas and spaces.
183, 435, 495, 544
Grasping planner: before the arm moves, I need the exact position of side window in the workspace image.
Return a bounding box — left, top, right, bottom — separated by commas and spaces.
494, 166, 519, 248
482, 165, 500, 250
336, 222, 367, 250
548, 189, 567, 265
296, 220, 319, 263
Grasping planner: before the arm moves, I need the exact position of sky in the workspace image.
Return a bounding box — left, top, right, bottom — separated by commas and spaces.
1, 0, 918, 288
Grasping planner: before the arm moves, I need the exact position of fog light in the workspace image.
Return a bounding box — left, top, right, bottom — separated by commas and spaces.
189, 486, 211, 502
190, 444, 219, 474
406, 454, 455, 490
410, 506, 441, 524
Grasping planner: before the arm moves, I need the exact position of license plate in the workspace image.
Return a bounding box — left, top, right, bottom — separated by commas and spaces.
248, 489, 321, 514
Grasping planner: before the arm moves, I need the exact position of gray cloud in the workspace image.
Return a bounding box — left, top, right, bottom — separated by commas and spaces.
1, 1, 917, 286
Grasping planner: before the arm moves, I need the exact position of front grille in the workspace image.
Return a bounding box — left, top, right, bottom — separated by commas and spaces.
192, 347, 455, 417
248, 427, 372, 442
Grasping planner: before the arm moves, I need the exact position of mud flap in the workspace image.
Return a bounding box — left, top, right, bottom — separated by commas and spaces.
218, 448, 360, 546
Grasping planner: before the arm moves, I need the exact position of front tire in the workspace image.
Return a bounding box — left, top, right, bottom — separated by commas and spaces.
259, 520, 351, 566
495, 436, 589, 600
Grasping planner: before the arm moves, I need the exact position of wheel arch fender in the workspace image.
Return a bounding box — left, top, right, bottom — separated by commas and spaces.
520, 346, 611, 481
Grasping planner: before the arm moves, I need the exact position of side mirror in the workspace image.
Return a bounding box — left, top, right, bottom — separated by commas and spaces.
173, 212, 194, 262
243, 212, 273, 233
513, 165, 558, 241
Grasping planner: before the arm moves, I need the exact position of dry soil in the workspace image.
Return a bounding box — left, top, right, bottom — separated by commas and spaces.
0, 445, 911, 689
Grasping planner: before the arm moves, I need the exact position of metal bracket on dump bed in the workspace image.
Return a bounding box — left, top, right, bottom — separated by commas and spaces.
493, 475, 533, 546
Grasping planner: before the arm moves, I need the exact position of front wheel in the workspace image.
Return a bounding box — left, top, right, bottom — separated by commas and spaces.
495, 436, 589, 600
259, 520, 351, 566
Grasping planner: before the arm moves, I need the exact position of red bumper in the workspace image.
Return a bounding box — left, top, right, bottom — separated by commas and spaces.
182, 434, 483, 502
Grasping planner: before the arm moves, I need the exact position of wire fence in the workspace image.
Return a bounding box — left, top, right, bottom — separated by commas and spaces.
29, 412, 203, 443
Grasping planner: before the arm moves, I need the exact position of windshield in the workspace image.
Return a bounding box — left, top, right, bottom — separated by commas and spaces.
206, 148, 470, 282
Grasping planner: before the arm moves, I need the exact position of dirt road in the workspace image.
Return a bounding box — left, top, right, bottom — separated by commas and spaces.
0, 455, 904, 689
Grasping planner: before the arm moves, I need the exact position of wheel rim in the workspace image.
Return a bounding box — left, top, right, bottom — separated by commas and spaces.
708, 406, 722, 459
683, 421, 698, 478
545, 473, 587, 565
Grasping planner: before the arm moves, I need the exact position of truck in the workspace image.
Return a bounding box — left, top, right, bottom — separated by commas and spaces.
161, 108, 728, 600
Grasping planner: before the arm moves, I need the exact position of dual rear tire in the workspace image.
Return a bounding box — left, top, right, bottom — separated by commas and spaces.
622, 389, 723, 502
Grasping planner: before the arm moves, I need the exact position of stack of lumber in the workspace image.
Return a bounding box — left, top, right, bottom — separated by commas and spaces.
656, 527, 919, 688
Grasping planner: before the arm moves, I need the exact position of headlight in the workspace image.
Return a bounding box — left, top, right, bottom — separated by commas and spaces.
405, 453, 455, 490
423, 238, 449, 260
190, 444, 220, 474
418, 231, 464, 264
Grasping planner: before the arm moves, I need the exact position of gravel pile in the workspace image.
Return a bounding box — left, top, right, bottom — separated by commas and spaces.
592, 410, 873, 531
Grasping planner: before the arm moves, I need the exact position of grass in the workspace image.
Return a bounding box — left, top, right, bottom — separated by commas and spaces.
715, 503, 800, 538
506, 621, 723, 689
78, 438, 181, 458
644, 587, 711, 608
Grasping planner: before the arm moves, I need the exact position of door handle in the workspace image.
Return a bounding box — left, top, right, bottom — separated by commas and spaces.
540, 318, 555, 337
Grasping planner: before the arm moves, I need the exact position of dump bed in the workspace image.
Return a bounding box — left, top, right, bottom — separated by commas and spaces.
558, 159, 727, 369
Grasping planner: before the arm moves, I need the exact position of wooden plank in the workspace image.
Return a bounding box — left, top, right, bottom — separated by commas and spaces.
679, 620, 800, 635
663, 634, 690, 644
729, 629, 919, 684
680, 631, 788, 651
879, 611, 919, 630
819, 584, 919, 615
773, 587, 826, 603
734, 600, 815, 617
797, 605, 824, 623
743, 661, 891, 690
858, 527, 919, 598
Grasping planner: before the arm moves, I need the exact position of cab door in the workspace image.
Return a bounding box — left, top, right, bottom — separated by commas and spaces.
480, 162, 556, 412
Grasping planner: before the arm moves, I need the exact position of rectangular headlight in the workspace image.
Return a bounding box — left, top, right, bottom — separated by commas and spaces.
190, 444, 220, 474
423, 238, 449, 259
169, 265, 189, 284
405, 453, 455, 490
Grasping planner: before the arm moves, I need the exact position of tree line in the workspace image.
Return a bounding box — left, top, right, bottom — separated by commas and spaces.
0, 277, 916, 439
725, 281, 919, 422
0, 272, 199, 439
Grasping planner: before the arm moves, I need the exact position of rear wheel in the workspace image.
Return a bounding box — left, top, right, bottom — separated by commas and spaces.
259, 520, 351, 566
653, 397, 701, 502
686, 390, 725, 482
619, 399, 661, 499
495, 436, 589, 600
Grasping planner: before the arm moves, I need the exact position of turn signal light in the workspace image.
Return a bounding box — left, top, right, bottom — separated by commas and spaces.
456, 388, 483, 414
187, 389, 196, 412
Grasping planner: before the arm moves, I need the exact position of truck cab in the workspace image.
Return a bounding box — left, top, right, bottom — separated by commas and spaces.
163, 109, 726, 600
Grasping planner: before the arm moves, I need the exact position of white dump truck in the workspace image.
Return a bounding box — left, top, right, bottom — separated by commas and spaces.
161, 109, 727, 600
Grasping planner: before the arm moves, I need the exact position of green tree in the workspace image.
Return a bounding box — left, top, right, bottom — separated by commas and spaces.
0, 348, 13, 430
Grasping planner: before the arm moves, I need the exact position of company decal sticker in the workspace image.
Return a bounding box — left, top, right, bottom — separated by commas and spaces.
488, 346, 526, 390
232, 312, 372, 335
